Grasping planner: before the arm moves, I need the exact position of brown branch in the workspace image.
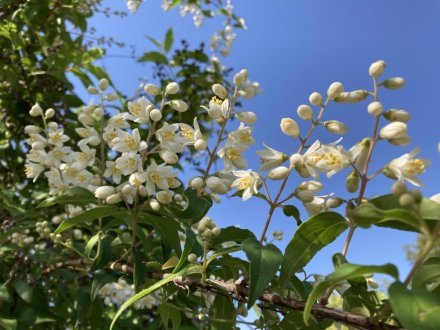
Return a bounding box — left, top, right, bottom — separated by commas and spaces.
39, 260, 401, 330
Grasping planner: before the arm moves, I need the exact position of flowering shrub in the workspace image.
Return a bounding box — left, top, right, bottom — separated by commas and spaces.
3, 58, 437, 330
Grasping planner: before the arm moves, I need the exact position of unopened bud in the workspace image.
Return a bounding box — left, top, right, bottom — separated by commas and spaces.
334, 90, 369, 103
268, 166, 289, 180
98, 78, 109, 91
346, 171, 359, 193
206, 176, 228, 195
388, 135, 411, 146
383, 109, 410, 123
194, 139, 207, 151
94, 107, 104, 117
309, 92, 322, 106
87, 86, 98, 94
149, 199, 161, 211
150, 109, 162, 122
106, 193, 122, 204
233, 69, 248, 86
78, 113, 94, 126
368, 101, 382, 116
399, 193, 415, 207
170, 100, 188, 112
212, 227, 221, 237
190, 177, 203, 190
95, 186, 116, 199
144, 83, 161, 95
296, 189, 314, 203
290, 153, 304, 167
45, 108, 55, 119
30, 103, 43, 117
392, 182, 407, 196
369, 60, 386, 77
280, 118, 300, 138
324, 121, 348, 135
327, 82, 344, 99
410, 189, 423, 204
32, 141, 45, 150
383, 77, 405, 90
156, 190, 174, 204
165, 82, 179, 95
236, 111, 257, 124
379, 122, 407, 139
212, 84, 228, 99
73, 229, 82, 240
187, 253, 198, 263
159, 150, 178, 164
327, 197, 344, 208
105, 93, 118, 101
297, 104, 314, 120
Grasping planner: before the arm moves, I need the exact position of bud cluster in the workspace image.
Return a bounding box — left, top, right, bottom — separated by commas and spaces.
196, 217, 221, 241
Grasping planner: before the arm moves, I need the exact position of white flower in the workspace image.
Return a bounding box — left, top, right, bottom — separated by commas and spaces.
104, 161, 122, 184
126, 0, 143, 13
112, 128, 147, 154
231, 170, 260, 201
229, 123, 255, 146
385, 148, 430, 187
304, 194, 334, 217
156, 123, 185, 153
179, 117, 203, 146
379, 122, 407, 140
125, 97, 151, 124
144, 162, 177, 195
76, 126, 100, 147
107, 113, 130, 130
25, 163, 45, 182
348, 138, 370, 170
156, 190, 174, 204
201, 96, 225, 119
303, 140, 351, 178
256, 144, 288, 171
47, 128, 70, 147
115, 153, 143, 176
217, 139, 248, 170
71, 145, 96, 170
280, 118, 300, 138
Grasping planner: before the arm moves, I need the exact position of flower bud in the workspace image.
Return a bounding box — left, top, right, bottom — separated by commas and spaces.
392, 182, 407, 196
121, 184, 132, 195
87, 86, 98, 94
187, 253, 198, 263
32, 141, 45, 150
236, 111, 257, 124
47, 122, 58, 130
383, 109, 410, 123
150, 199, 161, 211
268, 166, 289, 180
379, 122, 407, 139
327, 197, 344, 208
388, 135, 411, 146
95, 186, 116, 199
106, 193, 122, 204
212, 227, 221, 237
160, 150, 178, 164
105, 93, 118, 101
190, 177, 203, 190
334, 90, 369, 103
194, 139, 207, 151
296, 189, 314, 203
94, 107, 104, 117
138, 185, 148, 197
399, 193, 415, 207
174, 194, 183, 202
369, 60, 386, 77
298, 180, 323, 192
324, 121, 348, 135
327, 82, 344, 99
156, 190, 173, 204
144, 83, 161, 96
290, 153, 304, 167
170, 100, 188, 112
25, 125, 41, 134
78, 113, 95, 126
346, 171, 359, 193
233, 69, 248, 86
280, 118, 300, 138
206, 176, 228, 195
45, 108, 55, 119
165, 82, 179, 94
309, 92, 322, 106
88, 136, 101, 146
367, 101, 382, 116
30, 103, 43, 117
296, 164, 311, 178
383, 77, 405, 90
297, 104, 314, 120
98, 78, 109, 91
150, 109, 162, 122
73, 229, 82, 240
410, 189, 423, 204
212, 84, 228, 99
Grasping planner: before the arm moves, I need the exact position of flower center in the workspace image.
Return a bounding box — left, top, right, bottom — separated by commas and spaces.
406, 159, 426, 175
226, 148, 240, 160
180, 127, 194, 140
238, 177, 252, 190
124, 136, 138, 149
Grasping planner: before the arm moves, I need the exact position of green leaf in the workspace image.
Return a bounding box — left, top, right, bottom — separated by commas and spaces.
91, 269, 118, 301
0, 284, 12, 303
54, 206, 125, 234
282, 205, 302, 226
137, 212, 182, 256
110, 265, 202, 329
133, 248, 147, 289
413, 257, 440, 289
173, 224, 202, 273
304, 263, 399, 324
275, 311, 331, 330
389, 281, 440, 330
138, 51, 168, 64
280, 212, 348, 289
146, 36, 162, 49
164, 28, 174, 52
169, 188, 212, 224
211, 226, 255, 247
13, 278, 33, 304
84, 233, 100, 258
0, 318, 17, 330
158, 304, 181, 330
242, 238, 283, 308
90, 236, 113, 272
206, 246, 241, 268
210, 295, 236, 330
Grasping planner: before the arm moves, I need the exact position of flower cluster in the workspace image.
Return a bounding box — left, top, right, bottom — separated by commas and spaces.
99, 278, 158, 309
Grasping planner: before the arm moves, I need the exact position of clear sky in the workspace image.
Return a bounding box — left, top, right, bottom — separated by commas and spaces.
78, 0, 440, 280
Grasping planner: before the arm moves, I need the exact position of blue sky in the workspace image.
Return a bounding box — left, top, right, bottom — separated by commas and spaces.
78, 0, 440, 280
